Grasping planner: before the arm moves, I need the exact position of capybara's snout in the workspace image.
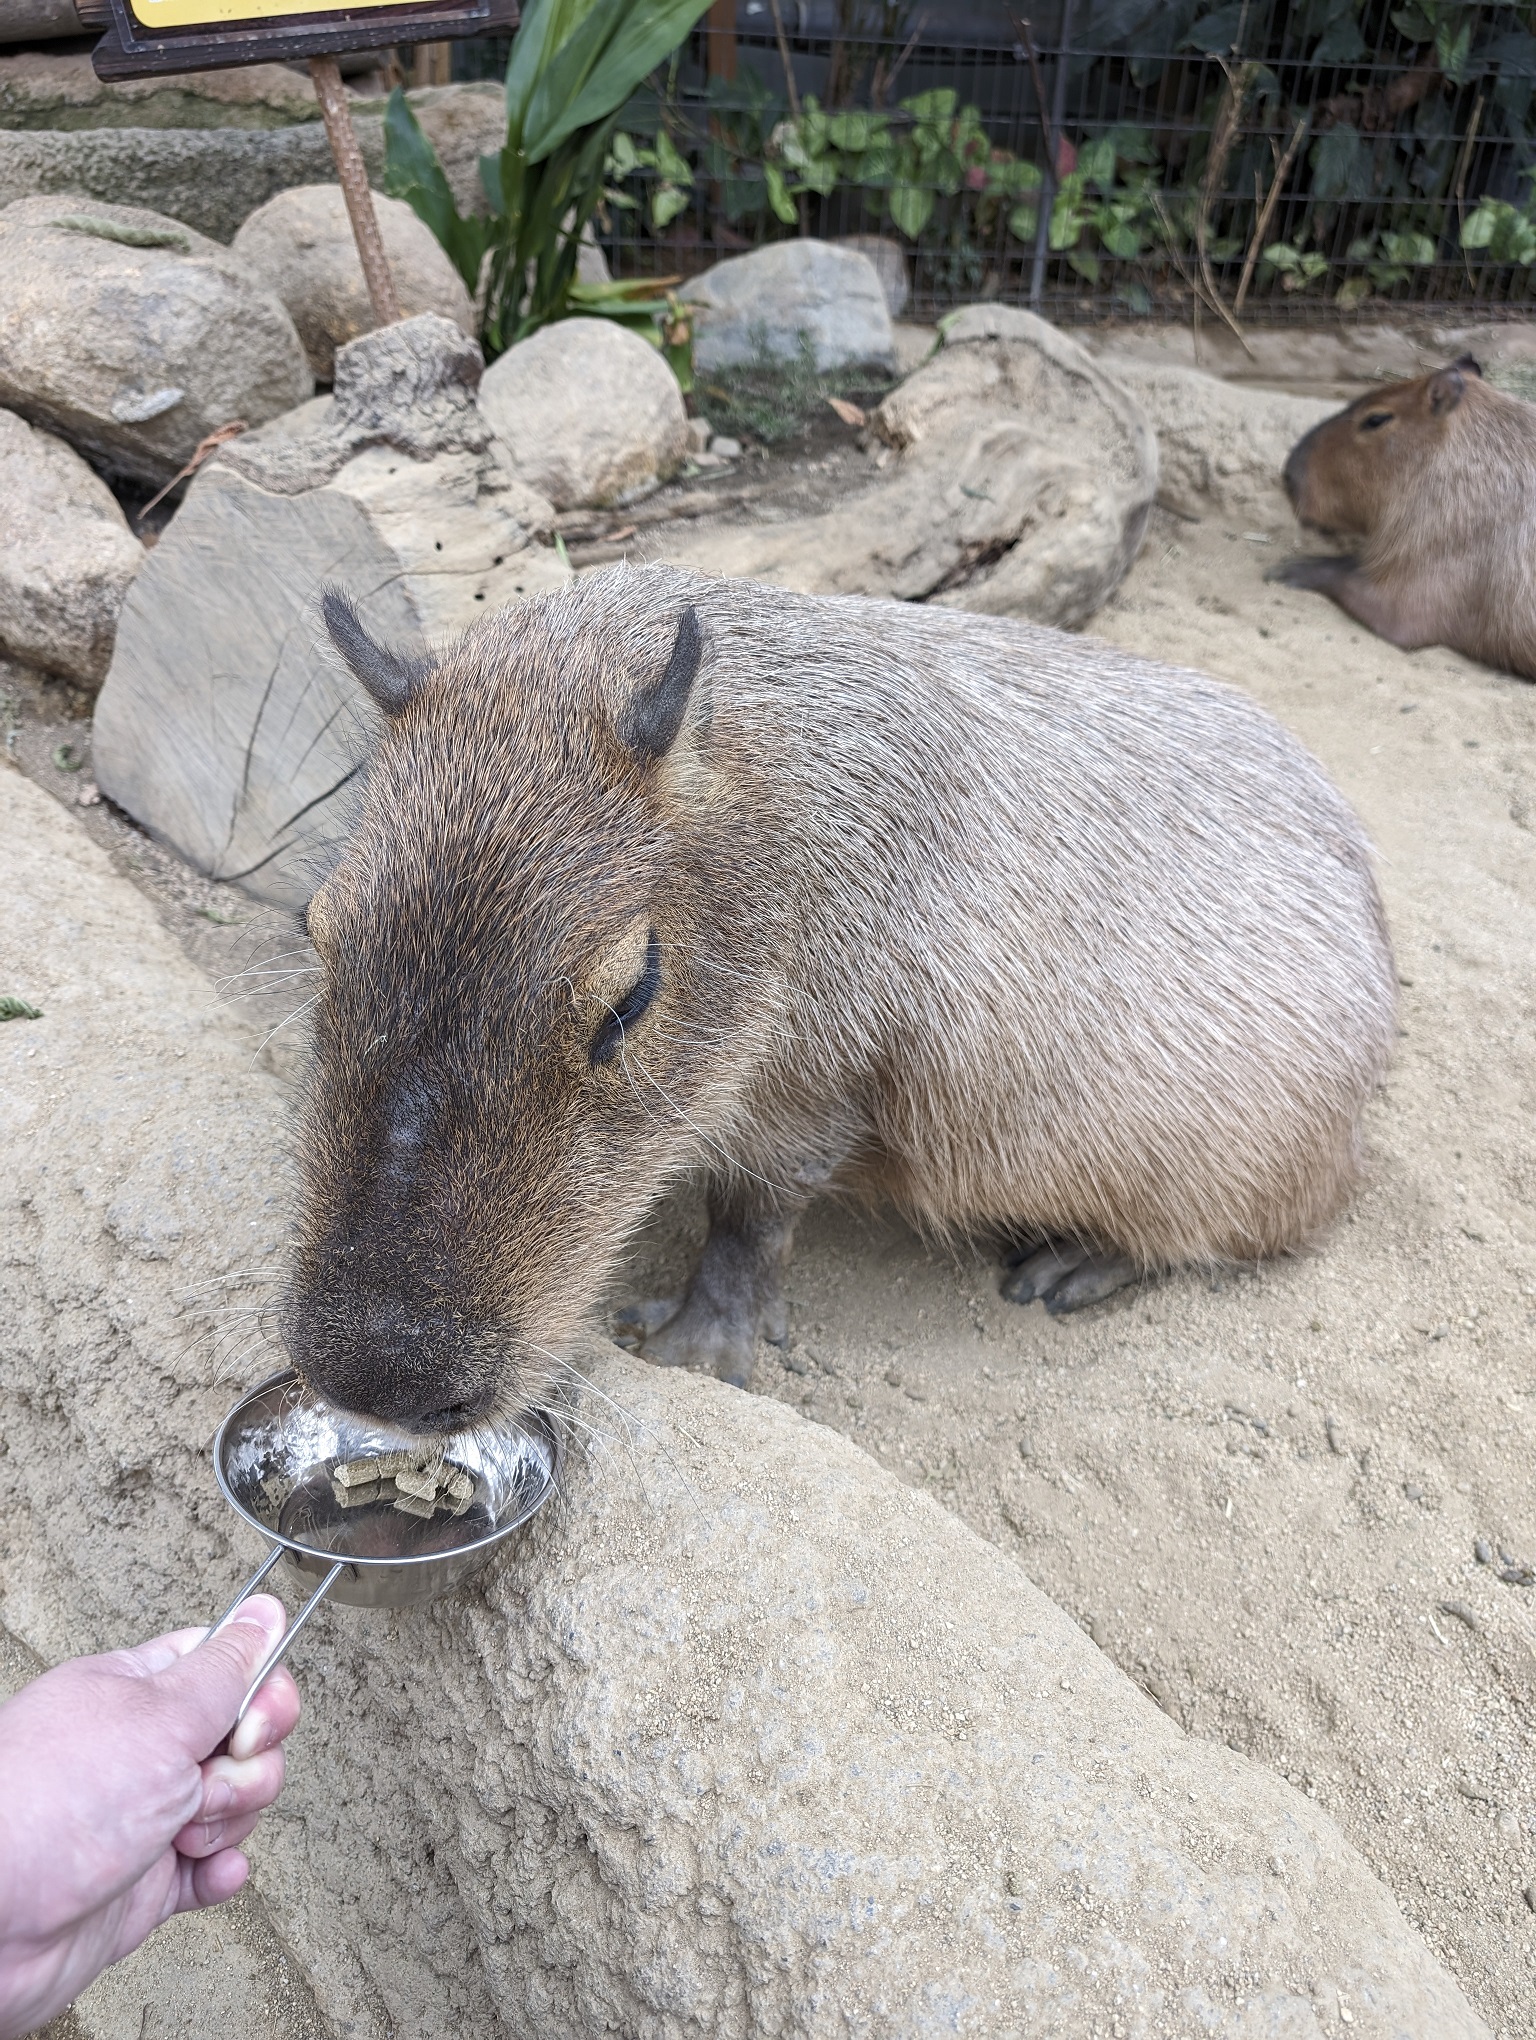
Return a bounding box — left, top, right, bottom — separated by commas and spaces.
285, 1271, 502, 1431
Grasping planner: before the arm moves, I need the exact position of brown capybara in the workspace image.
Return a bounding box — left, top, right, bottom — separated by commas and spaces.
285, 564, 1395, 1427
1276, 354, 1536, 681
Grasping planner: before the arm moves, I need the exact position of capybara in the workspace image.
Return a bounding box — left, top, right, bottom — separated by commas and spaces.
286, 564, 1395, 1426
1276, 354, 1536, 681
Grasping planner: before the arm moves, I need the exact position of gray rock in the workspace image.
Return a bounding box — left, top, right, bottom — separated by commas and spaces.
92, 316, 566, 908
834, 231, 911, 317
233, 184, 476, 381
478, 316, 687, 509
0, 0, 80, 43
684, 237, 896, 374
0, 194, 312, 487
1102, 357, 1335, 525
0, 771, 1491, 2040
0, 49, 322, 130
666, 305, 1157, 630
0, 406, 143, 682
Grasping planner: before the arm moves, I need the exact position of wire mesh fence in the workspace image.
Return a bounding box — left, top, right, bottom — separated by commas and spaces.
451, 0, 1536, 324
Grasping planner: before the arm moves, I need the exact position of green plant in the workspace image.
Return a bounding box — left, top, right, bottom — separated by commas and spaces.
384, 0, 712, 359
694, 333, 894, 444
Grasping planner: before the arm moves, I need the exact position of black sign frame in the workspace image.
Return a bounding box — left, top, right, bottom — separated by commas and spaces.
90, 0, 518, 79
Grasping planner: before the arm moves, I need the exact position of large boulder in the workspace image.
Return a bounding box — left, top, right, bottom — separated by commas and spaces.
834, 231, 911, 316
91, 315, 567, 910
0, 195, 312, 488
0, 406, 144, 683
684, 237, 896, 374
0, 765, 1491, 2040
0, 49, 321, 130
479, 316, 688, 509
233, 184, 475, 381
0, 84, 501, 243
1103, 357, 1335, 525
666, 305, 1157, 630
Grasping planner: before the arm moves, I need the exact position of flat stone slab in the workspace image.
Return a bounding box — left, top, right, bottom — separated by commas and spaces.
0, 767, 1489, 2040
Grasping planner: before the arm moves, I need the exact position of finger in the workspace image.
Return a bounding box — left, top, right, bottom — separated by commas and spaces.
178, 1846, 250, 1912
109, 1625, 231, 1679
152, 1597, 289, 1759
174, 1804, 265, 1861
227, 1662, 300, 1762
175, 1747, 285, 1854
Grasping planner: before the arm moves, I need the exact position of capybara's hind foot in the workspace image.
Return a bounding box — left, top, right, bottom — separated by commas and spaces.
611, 1297, 680, 1353
1001, 1240, 1140, 1315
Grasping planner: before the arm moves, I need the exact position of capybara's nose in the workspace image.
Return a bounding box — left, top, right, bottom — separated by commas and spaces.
286, 1283, 497, 1429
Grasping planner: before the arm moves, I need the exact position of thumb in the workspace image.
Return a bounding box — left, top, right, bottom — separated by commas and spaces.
153, 1595, 288, 1760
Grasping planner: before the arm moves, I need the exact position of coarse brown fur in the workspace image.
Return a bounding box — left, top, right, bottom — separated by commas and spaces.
1276, 356, 1536, 682
286, 564, 1396, 1428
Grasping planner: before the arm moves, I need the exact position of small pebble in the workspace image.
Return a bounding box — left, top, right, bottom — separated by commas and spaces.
1403, 1481, 1424, 1502
1438, 1599, 1478, 1631
1475, 1538, 1494, 1565
1525, 1883, 1536, 1914
884, 1367, 904, 1388
1324, 1416, 1346, 1456
709, 435, 743, 459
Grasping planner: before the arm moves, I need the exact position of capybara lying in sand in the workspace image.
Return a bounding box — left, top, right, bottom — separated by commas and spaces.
1276, 354, 1536, 681
285, 564, 1396, 1422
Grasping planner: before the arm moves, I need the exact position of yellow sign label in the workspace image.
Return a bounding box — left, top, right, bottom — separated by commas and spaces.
129, 0, 433, 26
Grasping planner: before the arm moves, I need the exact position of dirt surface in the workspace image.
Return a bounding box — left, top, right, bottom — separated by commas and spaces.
5, 364, 1535, 2035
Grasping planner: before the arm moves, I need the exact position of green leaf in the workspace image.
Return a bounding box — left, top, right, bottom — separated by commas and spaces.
1436, 18, 1471, 84
531, 0, 716, 160
1185, 2, 1248, 54
826, 110, 883, 152
1100, 217, 1143, 258
1077, 136, 1117, 187
383, 89, 490, 295
1007, 202, 1039, 242
653, 129, 691, 182
1336, 274, 1372, 307
1389, 6, 1433, 42
1311, 123, 1368, 203
1460, 200, 1500, 249
1313, 13, 1366, 63
764, 161, 798, 224
888, 181, 935, 239
1067, 249, 1102, 282
651, 183, 690, 228
900, 88, 957, 126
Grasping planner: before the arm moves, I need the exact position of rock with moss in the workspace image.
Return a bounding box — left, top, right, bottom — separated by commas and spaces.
0, 50, 322, 131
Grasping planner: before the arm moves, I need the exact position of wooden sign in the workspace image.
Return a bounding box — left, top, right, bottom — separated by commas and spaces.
89, 0, 518, 79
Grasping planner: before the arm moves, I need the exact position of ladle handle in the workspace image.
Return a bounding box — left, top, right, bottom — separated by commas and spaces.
208, 1547, 347, 1727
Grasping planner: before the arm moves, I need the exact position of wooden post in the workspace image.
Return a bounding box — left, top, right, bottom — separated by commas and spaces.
309, 54, 402, 329
706, 0, 736, 84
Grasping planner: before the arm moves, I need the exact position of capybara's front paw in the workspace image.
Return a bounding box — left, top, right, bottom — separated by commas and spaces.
642, 1302, 758, 1390
1267, 552, 1357, 592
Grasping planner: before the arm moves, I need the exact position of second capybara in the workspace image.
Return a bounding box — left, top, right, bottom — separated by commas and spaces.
1276, 354, 1536, 681
284, 564, 1396, 1426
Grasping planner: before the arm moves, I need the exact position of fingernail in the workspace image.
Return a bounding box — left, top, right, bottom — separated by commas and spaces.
205, 1777, 234, 1817
229, 1713, 265, 1761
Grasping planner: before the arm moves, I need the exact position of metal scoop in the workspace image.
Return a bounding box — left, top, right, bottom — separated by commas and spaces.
208, 1369, 559, 1725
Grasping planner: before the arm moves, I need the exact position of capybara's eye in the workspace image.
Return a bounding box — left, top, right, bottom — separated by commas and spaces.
1361, 411, 1393, 431
590, 929, 662, 1067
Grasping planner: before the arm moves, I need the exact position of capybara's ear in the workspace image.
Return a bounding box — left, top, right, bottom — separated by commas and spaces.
1452, 352, 1483, 377
616, 606, 705, 765
320, 586, 431, 716
1428, 362, 1471, 416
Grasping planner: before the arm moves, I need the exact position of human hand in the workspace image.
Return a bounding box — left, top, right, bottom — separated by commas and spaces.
0, 1597, 301, 2040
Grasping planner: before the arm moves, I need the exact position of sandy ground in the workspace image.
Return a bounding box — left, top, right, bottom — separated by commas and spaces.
616, 511, 1536, 2035
5, 401, 1535, 2036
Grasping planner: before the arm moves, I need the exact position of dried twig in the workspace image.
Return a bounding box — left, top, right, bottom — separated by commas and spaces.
1453, 90, 1486, 281
1191, 58, 1259, 357
1234, 111, 1308, 316
766, 0, 801, 120
136, 420, 248, 523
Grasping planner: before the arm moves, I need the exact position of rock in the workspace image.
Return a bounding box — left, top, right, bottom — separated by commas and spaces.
233, 184, 475, 381
92, 315, 567, 909
0, 49, 321, 130
0, 83, 506, 243
0, 779, 1492, 2040
0, 195, 312, 487
1099, 357, 1334, 525
478, 317, 687, 509
834, 232, 910, 317
0, 407, 143, 683
684, 238, 896, 374
0, 0, 80, 42
666, 305, 1157, 630
1080, 316, 1536, 400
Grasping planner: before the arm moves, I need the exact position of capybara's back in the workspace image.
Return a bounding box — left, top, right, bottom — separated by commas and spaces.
292, 565, 1396, 1419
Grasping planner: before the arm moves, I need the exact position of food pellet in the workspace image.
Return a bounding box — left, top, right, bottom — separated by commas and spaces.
445, 1470, 474, 1503
333, 1457, 381, 1488
335, 1480, 381, 1509
394, 1467, 439, 1502
392, 1491, 436, 1519
375, 1450, 415, 1477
